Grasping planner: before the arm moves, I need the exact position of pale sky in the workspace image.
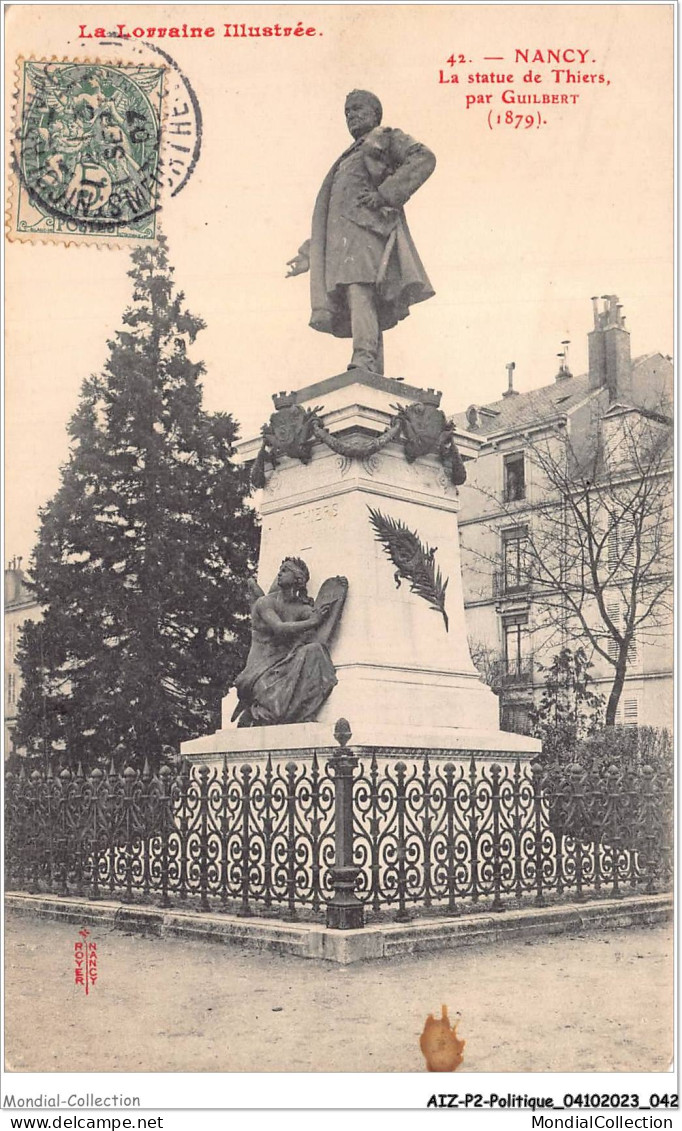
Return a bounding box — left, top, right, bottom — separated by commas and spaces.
5, 3, 673, 565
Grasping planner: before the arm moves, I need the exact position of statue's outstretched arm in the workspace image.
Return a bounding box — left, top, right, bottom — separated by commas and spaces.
286, 239, 311, 277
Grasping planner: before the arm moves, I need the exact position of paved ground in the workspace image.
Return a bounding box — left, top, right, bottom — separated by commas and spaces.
4, 910, 673, 1073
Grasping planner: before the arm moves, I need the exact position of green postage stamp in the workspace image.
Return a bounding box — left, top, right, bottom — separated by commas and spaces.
10, 60, 165, 244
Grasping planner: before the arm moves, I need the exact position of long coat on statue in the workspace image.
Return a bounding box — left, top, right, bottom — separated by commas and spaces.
307, 125, 436, 339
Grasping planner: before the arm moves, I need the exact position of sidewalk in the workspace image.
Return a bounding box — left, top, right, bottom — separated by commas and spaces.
4, 909, 672, 1073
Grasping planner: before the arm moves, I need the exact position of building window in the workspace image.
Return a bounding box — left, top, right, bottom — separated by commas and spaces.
616, 697, 638, 728
502, 527, 529, 592
608, 521, 636, 572
503, 453, 525, 502
606, 602, 637, 662
503, 616, 529, 676
7, 673, 16, 707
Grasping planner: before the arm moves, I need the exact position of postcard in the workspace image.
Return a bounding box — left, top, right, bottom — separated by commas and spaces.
3, 1, 674, 1118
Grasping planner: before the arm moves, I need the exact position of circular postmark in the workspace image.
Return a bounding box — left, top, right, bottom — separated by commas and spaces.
95, 38, 202, 198
18, 61, 164, 232
133, 42, 202, 198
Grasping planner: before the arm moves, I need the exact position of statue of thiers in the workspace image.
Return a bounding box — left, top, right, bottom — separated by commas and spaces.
232, 559, 348, 727
286, 90, 436, 376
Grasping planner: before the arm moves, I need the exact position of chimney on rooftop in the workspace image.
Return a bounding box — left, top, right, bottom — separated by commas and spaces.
555, 340, 573, 381
588, 295, 632, 402
4, 556, 25, 605
502, 361, 518, 398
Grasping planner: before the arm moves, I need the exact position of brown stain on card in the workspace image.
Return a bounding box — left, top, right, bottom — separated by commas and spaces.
420, 1004, 465, 1071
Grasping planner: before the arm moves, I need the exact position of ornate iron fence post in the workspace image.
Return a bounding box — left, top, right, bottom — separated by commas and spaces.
531, 758, 546, 907
262, 755, 274, 912
16, 765, 29, 891
70, 764, 87, 897
309, 752, 323, 913
157, 765, 173, 909
394, 760, 410, 922
638, 765, 659, 894
444, 762, 457, 914
326, 720, 364, 930
55, 767, 70, 897
283, 762, 299, 921
198, 765, 211, 912
27, 770, 42, 894
121, 765, 137, 904
218, 756, 230, 911
490, 763, 503, 912
140, 759, 153, 904
71, 765, 88, 898
625, 768, 640, 891
4, 771, 17, 888
368, 753, 382, 914
422, 753, 432, 908
590, 766, 603, 895
176, 759, 191, 904
106, 759, 119, 899
658, 764, 674, 889
467, 756, 480, 905
238, 764, 253, 918
88, 768, 102, 901
568, 763, 586, 902
512, 758, 523, 901
604, 764, 623, 899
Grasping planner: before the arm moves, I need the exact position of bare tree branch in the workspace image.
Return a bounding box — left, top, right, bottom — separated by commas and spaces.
462, 406, 673, 725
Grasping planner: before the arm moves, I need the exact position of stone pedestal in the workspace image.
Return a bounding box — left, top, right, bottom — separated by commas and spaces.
182, 370, 540, 761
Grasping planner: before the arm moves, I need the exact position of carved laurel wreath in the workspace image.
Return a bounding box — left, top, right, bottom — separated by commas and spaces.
367, 507, 449, 631
251, 402, 466, 490
310, 417, 401, 458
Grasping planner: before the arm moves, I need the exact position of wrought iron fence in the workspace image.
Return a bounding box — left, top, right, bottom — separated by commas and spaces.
5, 727, 672, 930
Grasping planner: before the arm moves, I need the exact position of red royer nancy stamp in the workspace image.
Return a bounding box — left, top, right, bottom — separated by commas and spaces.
74, 928, 98, 995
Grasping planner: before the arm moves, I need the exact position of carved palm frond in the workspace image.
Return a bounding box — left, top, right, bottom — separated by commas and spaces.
367, 507, 449, 631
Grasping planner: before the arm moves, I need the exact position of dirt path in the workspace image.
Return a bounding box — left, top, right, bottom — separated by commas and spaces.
4, 911, 672, 1073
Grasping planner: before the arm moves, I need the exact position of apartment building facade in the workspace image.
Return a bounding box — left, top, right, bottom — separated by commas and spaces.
453, 298, 673, 734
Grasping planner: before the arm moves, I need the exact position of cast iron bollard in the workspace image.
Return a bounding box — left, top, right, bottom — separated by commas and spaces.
326, 719, 364, 930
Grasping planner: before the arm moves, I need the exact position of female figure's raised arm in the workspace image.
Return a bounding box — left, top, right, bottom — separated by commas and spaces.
256, 597, 326, 639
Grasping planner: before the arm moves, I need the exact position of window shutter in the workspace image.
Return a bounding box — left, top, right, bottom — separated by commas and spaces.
606, 602, 637, 663
606, 602, 620, 659
616, 697, 638, 728
624, 698, 638, 724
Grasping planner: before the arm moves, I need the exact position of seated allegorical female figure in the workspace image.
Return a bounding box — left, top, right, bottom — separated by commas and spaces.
231, 557, 348, 727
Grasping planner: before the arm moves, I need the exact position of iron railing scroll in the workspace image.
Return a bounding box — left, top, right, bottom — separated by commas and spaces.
4, 725, 672, 929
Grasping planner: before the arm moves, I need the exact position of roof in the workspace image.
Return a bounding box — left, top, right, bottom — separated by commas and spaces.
4, 568, 37, 610
451, 373, 595, 437
450, 354, 672, 439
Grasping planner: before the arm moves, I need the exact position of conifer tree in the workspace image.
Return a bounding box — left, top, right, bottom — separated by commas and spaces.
15, 237, 258, 768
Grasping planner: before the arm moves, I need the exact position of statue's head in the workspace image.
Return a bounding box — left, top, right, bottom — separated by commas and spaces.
277, 556, 310, 597
345, 90, 383, 138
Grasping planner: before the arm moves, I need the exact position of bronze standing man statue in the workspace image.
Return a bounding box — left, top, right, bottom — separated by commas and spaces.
286, 90, 436, 376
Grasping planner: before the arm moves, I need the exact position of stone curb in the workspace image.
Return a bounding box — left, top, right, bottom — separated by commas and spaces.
5, 891, 672, 965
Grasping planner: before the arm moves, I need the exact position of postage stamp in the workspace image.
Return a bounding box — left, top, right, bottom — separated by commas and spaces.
9, 59, 165, 244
